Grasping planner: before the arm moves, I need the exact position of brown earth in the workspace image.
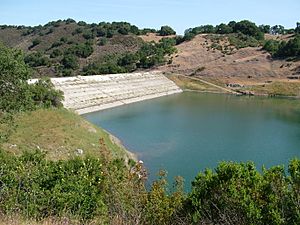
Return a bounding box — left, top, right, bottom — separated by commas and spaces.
139, 33, 176, 43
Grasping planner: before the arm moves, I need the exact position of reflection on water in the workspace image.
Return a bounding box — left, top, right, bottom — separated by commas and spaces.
83, 92, 300, 188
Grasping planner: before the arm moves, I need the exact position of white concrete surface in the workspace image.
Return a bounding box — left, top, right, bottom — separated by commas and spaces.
30, 71, 182, 114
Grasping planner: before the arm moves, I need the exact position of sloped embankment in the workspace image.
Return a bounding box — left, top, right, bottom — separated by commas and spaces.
48, 71, 182, 114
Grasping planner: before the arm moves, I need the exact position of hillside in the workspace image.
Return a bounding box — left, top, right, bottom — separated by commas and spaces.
153, 33, 300, 96
1, 19, 299, 96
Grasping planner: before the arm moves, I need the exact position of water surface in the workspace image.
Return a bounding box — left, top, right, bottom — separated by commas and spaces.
83, 92, 300, 187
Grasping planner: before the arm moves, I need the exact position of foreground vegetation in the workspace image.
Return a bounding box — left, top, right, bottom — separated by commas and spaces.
0, 147, 299, 225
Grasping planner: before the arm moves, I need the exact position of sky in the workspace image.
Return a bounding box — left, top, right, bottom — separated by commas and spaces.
1, 0, 299, 34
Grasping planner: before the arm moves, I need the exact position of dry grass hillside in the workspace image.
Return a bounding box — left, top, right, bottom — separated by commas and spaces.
140, 33, 300, 96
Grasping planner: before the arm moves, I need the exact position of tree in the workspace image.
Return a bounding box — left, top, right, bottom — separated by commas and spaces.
295, 22, 300, 34
0, 42, 33, 112
263, 40, 280, 55
271, 25, 285, 35
29, 38, 41, 49
216, 23, 233, 34
259, 24, 271, 33
157, 26, 176, 36
233, 20, 264, 40
61, 54, 79, 70
25, 52, 49, 67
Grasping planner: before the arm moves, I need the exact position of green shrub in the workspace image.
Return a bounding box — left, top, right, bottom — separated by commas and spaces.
29, 38, 41, 49
157, 26, 176, 36
61, 54, 79, 70
66, 42, 93, 58
50, 49, 62, 58
187, 160, 300, 225
30, 78, 64, 108
228, 33, 260, 49
0, 43, 33, 112
0, 150, 107, 220
98, 38, 107, 46
263, 39, 280, 55
24, 52, 49, 67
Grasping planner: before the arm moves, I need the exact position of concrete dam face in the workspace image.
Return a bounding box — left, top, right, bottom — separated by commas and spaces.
49, 71, 182, 114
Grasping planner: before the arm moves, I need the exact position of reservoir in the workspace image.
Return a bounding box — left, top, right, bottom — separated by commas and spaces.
83, 92, 300, 188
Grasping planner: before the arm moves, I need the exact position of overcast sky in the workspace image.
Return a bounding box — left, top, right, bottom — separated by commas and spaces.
1, 0, 299, 34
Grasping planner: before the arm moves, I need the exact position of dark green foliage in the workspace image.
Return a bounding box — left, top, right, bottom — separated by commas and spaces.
29, 78, 64, 108
83, 38, 176, 75
264, 36, 300, 58
271, 25, 285, 35
0, 43, 63, 113
276, 36, 300, 58
77, 21, 87, 26
263, 39, 280, 55
117, 53, 138, 72
187, 160, 300, 225
0, 43, 33, 112
72, 27, 83, 35
61, 54, 79, 70
233, 20, 264, 40
157, 26, 176, 36
66, 42, 93, 58
98, 38, 107, 46
184, 20, 264, 45
65, 18, 76, 24
216, 23, 233, 34
51, 41, 63, 48
29, 38, 41, 49
296, 22, 300, 34
0, 150, 107, 220
82, 30, 94, 40
83, 62, 126, 75
24, 52, 49, 67
259, 24, 271, 33
50, 49, 62, 58
139, 28, 157, 35
228, 33, 261, 49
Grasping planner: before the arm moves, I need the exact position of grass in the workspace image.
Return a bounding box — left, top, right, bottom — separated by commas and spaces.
245, 81, 300, 97
167, 74, 224, 92
0, 108, 130, 161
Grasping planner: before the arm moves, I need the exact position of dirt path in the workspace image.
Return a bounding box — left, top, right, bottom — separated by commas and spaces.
174, 74, 240, 95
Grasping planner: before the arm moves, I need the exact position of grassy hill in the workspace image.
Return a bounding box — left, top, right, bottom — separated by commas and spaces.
0, 108, 132, 161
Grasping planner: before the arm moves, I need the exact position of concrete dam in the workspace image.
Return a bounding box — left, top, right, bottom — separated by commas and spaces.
48, 71, 182, 114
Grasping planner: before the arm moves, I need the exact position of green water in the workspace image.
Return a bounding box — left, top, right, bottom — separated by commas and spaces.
83, 92, 300, 187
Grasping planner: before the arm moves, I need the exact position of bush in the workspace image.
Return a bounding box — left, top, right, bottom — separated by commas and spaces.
50, 49, 62, 58
24, 52, 49, 67
157, 26, 176, 36
263, 39, 280, 55
61, 54, 79, 70
98, 38, 108, 46
82, 30, 94, 40
51, 41, 63, 48
72, 27, 83, 35
30, 78, 64, 108
66, 42, 94, 58
264, 36, 300, 58
29, 38, 41, 49
0, 150, 107, 220
187, 160, 300, 224
0, 43, 63, 113
0, 43, 33, 112
228, 33, 261, 49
